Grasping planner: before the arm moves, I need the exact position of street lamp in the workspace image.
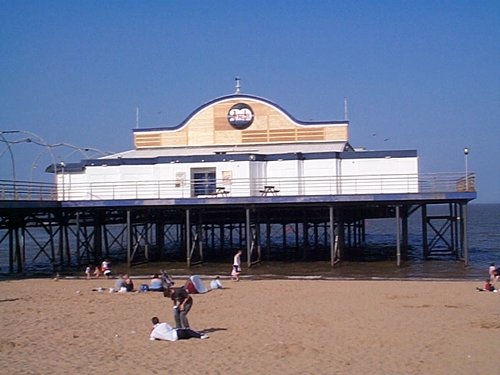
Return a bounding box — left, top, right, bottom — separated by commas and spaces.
1, 130, 58, 184
463, 147, 469, 191
60, 161, 66, 200
0, 131, 17, 196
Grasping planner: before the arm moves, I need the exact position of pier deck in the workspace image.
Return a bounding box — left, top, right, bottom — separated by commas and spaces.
0, 176, 476, 274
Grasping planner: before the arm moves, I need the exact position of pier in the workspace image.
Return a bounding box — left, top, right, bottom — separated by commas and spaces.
0, 92, 477, 274
0, 173, 476, 274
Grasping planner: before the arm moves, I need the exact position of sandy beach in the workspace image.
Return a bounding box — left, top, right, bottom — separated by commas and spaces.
0, 276, 498, 375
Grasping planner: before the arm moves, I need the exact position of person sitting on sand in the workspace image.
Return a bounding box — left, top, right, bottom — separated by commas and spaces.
93, 265, 101, 278
210, 276, 223, 290
101, 259, 111, 279
476, 279, 496, 292
149, 317, 207, 341
149, 274, 164, 292
112, 274, 125, 292
124, 274, 134, 292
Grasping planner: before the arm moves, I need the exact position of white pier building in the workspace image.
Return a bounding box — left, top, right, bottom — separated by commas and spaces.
59, 93, 419, 200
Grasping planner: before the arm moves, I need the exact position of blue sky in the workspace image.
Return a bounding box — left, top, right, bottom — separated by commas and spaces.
1, 1, 499, 202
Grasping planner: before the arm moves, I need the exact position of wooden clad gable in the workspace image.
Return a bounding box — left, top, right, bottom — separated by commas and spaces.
134, 95, 348, 149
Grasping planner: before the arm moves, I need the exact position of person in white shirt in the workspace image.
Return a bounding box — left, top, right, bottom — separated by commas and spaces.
489, 263, 499, 284
231, 250, 243, 281
85, 266, 91, 280
210, 276, 223, 290
149, 274, 164, 291
101, 259, 111, 278
149, 317, 208, 341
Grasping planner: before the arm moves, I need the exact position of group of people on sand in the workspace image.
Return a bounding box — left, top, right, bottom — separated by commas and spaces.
108, 273, 171, 293
149, 271, 210, 341
152, 250, 241, 341
86, 250, 244, 341
85, 259, 112, 279
477, 263, 500, 292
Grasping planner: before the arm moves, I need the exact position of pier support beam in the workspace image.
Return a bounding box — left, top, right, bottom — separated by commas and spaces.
246, 208, 251, 268
127, 210, 132, 269
461, 203, 469, 266
396, 205, 401, 266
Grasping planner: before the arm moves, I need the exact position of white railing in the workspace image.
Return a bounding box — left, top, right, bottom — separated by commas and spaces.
0, 180, 56, 201
0, 173, 475, 201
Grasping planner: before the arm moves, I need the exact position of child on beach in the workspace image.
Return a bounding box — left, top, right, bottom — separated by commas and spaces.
231, 250, 242, 281
210, 276, 223, 289
85, 265, 91, 279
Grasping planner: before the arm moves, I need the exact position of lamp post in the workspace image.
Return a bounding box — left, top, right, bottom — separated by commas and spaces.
60, 161, 66, 200
0, 131, 17, 197
1, 130, 111, 201
463, 148, 469, 192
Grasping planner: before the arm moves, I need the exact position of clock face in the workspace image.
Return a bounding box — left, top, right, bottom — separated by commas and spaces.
227, 103, 254, 129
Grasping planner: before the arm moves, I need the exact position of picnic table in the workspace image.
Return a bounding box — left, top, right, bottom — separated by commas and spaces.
260, 185, 280, 196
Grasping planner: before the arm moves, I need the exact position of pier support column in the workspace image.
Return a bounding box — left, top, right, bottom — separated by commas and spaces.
402, 206, 409, 261
337, 209, 344, 261
265, 221, 271, 261
329, 206, 340, 267
421, 205, 429, 259
246, 208, 251, 268
15, 227, 22, 273
396, 205, 401, 267
93, 213, 103, 261
461, 203, 469, 266
155, 218, 164, 260
186, 209, 191, 267
8, 227, 14, 273
126, 210, 132, 269
329, 206, 335, 267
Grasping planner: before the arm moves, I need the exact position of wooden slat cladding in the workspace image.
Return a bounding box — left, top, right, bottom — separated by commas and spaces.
297, 128, 325, 140
134, 97, 349, 148
160, 129, 188, 146
135, 133, 162, 147
242, 128, 326, 143
135, 131, 189, 148
325, 127, 348, 141
214, 100, 239, 131
187, 109, 214, 145
241, 130, 268, 143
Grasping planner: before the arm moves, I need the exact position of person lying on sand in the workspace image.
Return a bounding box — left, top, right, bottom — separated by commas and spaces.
149, 317, 208, 341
